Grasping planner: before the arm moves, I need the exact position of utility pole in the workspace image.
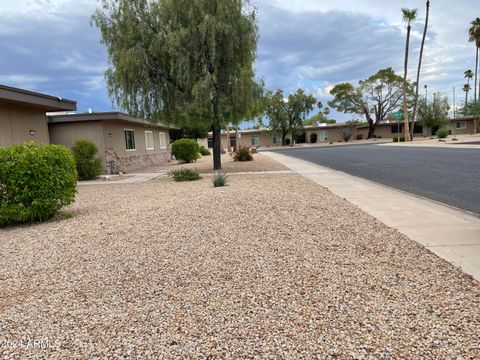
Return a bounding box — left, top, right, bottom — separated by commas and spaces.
452, 87, 457, 140
424, 84, 428, 100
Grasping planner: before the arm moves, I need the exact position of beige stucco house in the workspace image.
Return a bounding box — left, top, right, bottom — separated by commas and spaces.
0, 84, 76, 147
48, 112, 171, 174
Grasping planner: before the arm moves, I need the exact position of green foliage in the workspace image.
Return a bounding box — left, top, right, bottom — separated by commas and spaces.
0, 142, 77, 227
266, 88, 316, 145
285, 138, 291, 146
233, 147, 253, 161
341, 128, 353, 142
328, 68, 410, 138
462, 99, 480, 117
71, 139, 102, 180
92, 0, 259, 170
393, 136, 405, 142
171, 168, 201, 182
417, 94, 450, 129
199, 146, 211, 156
310, 133, 318, 143
171, 139, 200, 163
212, 172, 228, 187
436, 129, 449, 139
304, 112, 336, 125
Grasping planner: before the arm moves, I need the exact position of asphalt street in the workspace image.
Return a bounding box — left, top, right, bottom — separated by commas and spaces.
274, 144, 480, 214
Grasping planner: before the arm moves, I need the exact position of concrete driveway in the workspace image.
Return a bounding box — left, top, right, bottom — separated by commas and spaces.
271, 144, 480, 214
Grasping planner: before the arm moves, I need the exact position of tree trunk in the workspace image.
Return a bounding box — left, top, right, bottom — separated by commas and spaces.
225, 123, 230, 153
367, 122, 376, 139
281, 130, 287, 146
476, 46, 479, 101
403, 25, 412, 142
212, 117, 222, 170
411, 0, 429, 139
234, 127, 239, 152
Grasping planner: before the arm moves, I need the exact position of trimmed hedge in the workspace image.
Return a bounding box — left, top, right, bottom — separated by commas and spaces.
171, 139, 200, 163
436, 128, 449, 139
171, 168, 201, 182
0, 142, 77, 227
310, 133, 318, 143
199, 145, 211, 156
72, 139, 102, 180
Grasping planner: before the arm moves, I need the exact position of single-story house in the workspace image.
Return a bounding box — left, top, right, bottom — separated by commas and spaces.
446, 116, 479, 135
0, 84, 76, 147
48, 112, 171, 174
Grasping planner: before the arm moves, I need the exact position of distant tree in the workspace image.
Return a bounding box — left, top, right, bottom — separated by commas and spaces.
464, 70, 474, 106
401, 8, 418, 141
329, 68, 408, 138
468, 18, 480, 101
92, 0, 258, 170
463, 83, 472, 112
266, 89, 316, 145
304, 113, 336, 125
417, 93, 449, 133
411, 1, 429, 139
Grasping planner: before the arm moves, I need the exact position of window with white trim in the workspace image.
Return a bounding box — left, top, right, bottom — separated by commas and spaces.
159, 132, 167, 149
145, 130, 154, 150
251, 134, 259, 146
124, 129, 136, 150
455, 121, 466, 129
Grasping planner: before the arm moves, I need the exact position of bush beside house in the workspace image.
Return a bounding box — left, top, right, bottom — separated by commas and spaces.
0, 142, 77, 227
72, 139, 102, 180
436, 129, 449, 139
172, 139, 200, 163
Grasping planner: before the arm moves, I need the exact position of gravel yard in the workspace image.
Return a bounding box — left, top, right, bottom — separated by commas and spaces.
138, 152, 288, 174
0, 163, 479, 357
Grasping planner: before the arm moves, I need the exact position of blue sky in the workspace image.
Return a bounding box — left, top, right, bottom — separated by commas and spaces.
0, 0, 477, 123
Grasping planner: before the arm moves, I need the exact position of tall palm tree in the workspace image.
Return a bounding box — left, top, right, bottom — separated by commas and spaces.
401, 8, 417, 141
410, 1, 430, 139
469, 18, 480, 101
464, 70, 473, 107
463, 84, 471, 113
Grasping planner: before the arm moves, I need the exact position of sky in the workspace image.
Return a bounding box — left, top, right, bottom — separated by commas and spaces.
0, 0, 477, 123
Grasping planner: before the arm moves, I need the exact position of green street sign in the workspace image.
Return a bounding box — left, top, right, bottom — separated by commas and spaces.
393, 111, 403, 121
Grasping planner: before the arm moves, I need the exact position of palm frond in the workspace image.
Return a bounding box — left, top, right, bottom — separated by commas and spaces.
401, 8, 418, 24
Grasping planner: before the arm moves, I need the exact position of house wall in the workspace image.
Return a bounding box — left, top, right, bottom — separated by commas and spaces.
445, 119, 477, 135
0, 102, 49, 147
102, 121, 170, 173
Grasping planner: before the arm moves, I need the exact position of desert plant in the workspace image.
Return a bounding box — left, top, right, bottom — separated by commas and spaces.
199, 145, 211, 156
212, 172, 228, 187
341, 128, 353, 142
171, 139, 200, 163
310, 133, 318, 143
71, 139, 102, 180
0, 142, 77, 227
285, 138, 291, 146
233, 147, 253, 162
356, 134, 364, 140
436, 128, 449, 139
171, 168, 201, 182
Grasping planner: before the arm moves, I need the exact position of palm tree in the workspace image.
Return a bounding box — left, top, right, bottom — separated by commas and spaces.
410, 1, 430, 139
401, 8, 417, 141
469, 18, 480, 101
463, 84, 471, 113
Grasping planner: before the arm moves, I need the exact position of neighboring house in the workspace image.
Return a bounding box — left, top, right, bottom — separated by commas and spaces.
0, 84, 76, 147
447, 116, 478, 135
48, 112, 171, 174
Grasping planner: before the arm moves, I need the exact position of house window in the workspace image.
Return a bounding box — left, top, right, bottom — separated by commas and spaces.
145, 130, 154, 150
159, 132, 167, 149
272, 134, 280, 145
124, 129, 136, 150
251, 134, 259, 146
455, 121, 466, 129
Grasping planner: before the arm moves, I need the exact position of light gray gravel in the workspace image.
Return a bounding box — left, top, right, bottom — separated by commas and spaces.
0, 171, 478, 358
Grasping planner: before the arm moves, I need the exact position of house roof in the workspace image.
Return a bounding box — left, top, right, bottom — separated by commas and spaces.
48, 111, 173, 129
0, 84, 77, 111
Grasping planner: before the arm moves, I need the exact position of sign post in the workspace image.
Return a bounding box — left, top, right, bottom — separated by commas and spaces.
393, 111, 404, 142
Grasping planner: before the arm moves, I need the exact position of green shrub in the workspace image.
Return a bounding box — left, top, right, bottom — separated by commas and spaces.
356, 134, 364, 140
341, 128, 352, 142
71, 139, 102, 180
212, 172, 228, 187
171, 139, 200, 163
436, 128, 449, 139
199, 145, 211, 156
285, 138, 291, 146
171, 168, 201, 182
392, 136, 405, 142
310, 133, 318, 143
0, 142, 77, 227
233, 146, 253, 162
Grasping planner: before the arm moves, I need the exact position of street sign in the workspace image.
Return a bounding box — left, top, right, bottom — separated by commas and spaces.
393, 111, 403, 121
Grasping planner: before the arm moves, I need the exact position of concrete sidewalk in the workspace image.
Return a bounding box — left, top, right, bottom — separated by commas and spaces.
263, 151, 480, 281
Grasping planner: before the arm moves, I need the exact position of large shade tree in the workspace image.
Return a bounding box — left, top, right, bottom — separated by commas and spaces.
417, 93, 450, 134
92, 0, 258, 170
469, 18, 480, 101
328, 68, 407, 138
266, 89, 316, 145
